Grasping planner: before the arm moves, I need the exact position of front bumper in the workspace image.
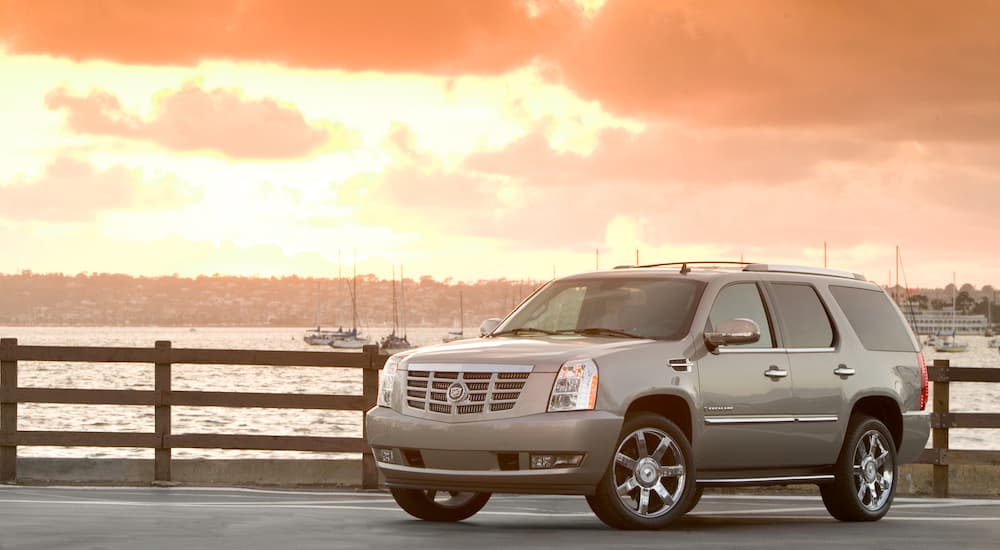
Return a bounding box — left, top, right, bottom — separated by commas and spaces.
898, 411, 931, 464
365, 407, 623, 494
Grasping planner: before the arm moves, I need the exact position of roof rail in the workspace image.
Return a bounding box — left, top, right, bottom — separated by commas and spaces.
742, 263, 867, 281
616, 261, 751, 271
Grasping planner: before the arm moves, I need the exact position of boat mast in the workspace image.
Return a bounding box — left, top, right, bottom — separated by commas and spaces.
352, 251, 358, 332
401, 265, 408, 339
952, 272, 957, 336
895, 245, 900, 306
391, 266, 399, 336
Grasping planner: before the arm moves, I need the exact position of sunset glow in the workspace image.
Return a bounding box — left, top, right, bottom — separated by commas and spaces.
2, 0, 998, 287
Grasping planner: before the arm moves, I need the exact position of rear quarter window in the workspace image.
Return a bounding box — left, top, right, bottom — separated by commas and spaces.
829, 285, 916, 352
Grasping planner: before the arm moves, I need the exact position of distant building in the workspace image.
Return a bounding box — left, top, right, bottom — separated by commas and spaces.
901, 308, 988, 335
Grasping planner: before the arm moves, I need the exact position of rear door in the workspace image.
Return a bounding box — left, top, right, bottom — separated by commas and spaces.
765, 281, 841, 465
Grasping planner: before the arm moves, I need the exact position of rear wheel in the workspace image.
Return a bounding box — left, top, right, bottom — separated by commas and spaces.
389, 488, 491, 522
586, 413, 696, 529
820, 416, 897, 521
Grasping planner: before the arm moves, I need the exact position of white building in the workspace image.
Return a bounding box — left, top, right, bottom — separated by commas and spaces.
901, 309, 988, 335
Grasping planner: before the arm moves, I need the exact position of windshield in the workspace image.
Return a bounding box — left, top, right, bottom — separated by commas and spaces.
494, 277, 705, 340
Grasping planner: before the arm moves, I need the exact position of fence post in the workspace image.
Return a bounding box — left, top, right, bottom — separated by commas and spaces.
154, 340, 172, 483
0, 338, 17, 482
361, 344, 380, 489
932, 358, 950, 498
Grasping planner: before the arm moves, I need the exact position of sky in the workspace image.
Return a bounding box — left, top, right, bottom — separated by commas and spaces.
1, 0, 998, 288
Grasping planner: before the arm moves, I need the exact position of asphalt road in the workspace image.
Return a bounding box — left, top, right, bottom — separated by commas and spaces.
0, 486, 997, 550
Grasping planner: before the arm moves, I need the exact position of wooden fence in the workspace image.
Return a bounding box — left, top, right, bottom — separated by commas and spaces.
1, 339, 997, 495
916, 359, 1000, 497
0, 338, 387, 488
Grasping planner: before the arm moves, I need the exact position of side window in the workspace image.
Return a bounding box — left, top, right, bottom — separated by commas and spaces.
829, 285, 916, 352
770, 283, 835, 348
708, 283, 774, 348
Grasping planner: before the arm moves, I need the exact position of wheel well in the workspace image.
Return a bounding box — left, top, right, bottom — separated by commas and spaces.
851, 396, 903, 450
625, 395, 693, 443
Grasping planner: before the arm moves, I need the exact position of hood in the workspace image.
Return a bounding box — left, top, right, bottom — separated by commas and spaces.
394, 335, 655, 373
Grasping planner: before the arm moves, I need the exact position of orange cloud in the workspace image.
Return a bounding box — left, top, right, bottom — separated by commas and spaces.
45, 84, 341, 159
0, 0, 581, 74
555, 1, 1000, 137
0, 156, 197, 221
466, 125, 881, 185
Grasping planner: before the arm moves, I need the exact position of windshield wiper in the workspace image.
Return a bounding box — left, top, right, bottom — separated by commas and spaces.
566, 327, 645, 339
492, 327, 560, 337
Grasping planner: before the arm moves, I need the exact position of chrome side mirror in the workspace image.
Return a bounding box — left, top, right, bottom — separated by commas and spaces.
704, 318, 761, 352
479, 318, 502, 337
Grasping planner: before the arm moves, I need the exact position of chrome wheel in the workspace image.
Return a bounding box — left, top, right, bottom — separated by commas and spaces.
852, 429, 894, 512
820, 416, 897, 522
612, 427, 687, 519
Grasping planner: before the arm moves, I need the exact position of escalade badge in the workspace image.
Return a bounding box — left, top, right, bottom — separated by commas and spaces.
447, 382, 468, 403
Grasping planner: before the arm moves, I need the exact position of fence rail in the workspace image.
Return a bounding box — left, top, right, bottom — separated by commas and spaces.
915, 359, 1000, 497
0, 338, 387, 487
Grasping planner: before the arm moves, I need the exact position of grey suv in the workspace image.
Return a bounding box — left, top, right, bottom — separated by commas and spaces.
366, 262, 930, 529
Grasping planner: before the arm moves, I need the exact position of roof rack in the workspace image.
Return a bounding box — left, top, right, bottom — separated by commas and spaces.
743, 263, 867, 281
614, 261, 867, 281
614, 261, 751, 275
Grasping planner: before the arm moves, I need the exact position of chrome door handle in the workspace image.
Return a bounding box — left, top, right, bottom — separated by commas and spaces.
764, 366, 788, 379
668, 358, 693, 372
833, 365, 855, 377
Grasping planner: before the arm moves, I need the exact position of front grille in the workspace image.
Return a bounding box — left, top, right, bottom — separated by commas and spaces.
406, 368, 531, 415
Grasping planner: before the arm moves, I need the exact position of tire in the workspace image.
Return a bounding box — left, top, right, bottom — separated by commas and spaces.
820, 416, 897, 521
586, 413, 696, 530
684, 486, 704, 514
389, 488, 491, 522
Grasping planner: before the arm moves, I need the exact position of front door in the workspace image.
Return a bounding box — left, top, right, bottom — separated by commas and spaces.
696, 281, 799, 470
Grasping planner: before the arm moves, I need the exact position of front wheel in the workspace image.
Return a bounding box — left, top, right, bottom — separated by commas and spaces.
586, 413, 696, 530
820, 416, 897, 521
389, 488, 491, 522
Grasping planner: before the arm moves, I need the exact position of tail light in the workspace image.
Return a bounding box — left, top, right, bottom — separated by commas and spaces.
918, 352, 928, 411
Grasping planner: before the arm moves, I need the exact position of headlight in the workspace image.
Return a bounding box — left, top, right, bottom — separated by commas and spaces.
548, 359, 598, 412
377, 356, 400, 407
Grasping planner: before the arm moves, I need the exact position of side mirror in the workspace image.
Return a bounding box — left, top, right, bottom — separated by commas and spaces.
479, 318, 502, 337
704, 318, 761, 352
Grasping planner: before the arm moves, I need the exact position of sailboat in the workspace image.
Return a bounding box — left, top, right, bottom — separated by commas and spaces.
934, 274, 968, 353
380, 265, 413, 353
303, 279, 350, 345
442, 290, 465, 342
330, 258, 369, 349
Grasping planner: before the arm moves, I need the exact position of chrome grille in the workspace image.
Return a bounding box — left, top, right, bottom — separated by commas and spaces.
405, 365, 532, 415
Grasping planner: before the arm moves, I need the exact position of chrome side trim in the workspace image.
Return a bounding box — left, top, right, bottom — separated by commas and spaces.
704, 415, 837, 425
717, 347, 785, 354
406, 363, 534, 373
797, 415, 838, 423
699, 474, 834, 484
718, 347, 835, 354
705, 416, 797, 425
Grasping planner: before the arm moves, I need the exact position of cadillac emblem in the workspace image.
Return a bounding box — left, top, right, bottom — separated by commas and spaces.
446, 382, 468, 403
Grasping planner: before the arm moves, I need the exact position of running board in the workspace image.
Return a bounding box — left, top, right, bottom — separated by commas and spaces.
697, 474, 834, 486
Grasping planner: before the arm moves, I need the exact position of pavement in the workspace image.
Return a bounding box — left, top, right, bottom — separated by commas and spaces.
0, 486, 998, 549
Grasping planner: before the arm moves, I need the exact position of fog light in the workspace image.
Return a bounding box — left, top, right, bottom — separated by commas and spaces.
376, 448, 395, 464
529, 454, 584, 469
